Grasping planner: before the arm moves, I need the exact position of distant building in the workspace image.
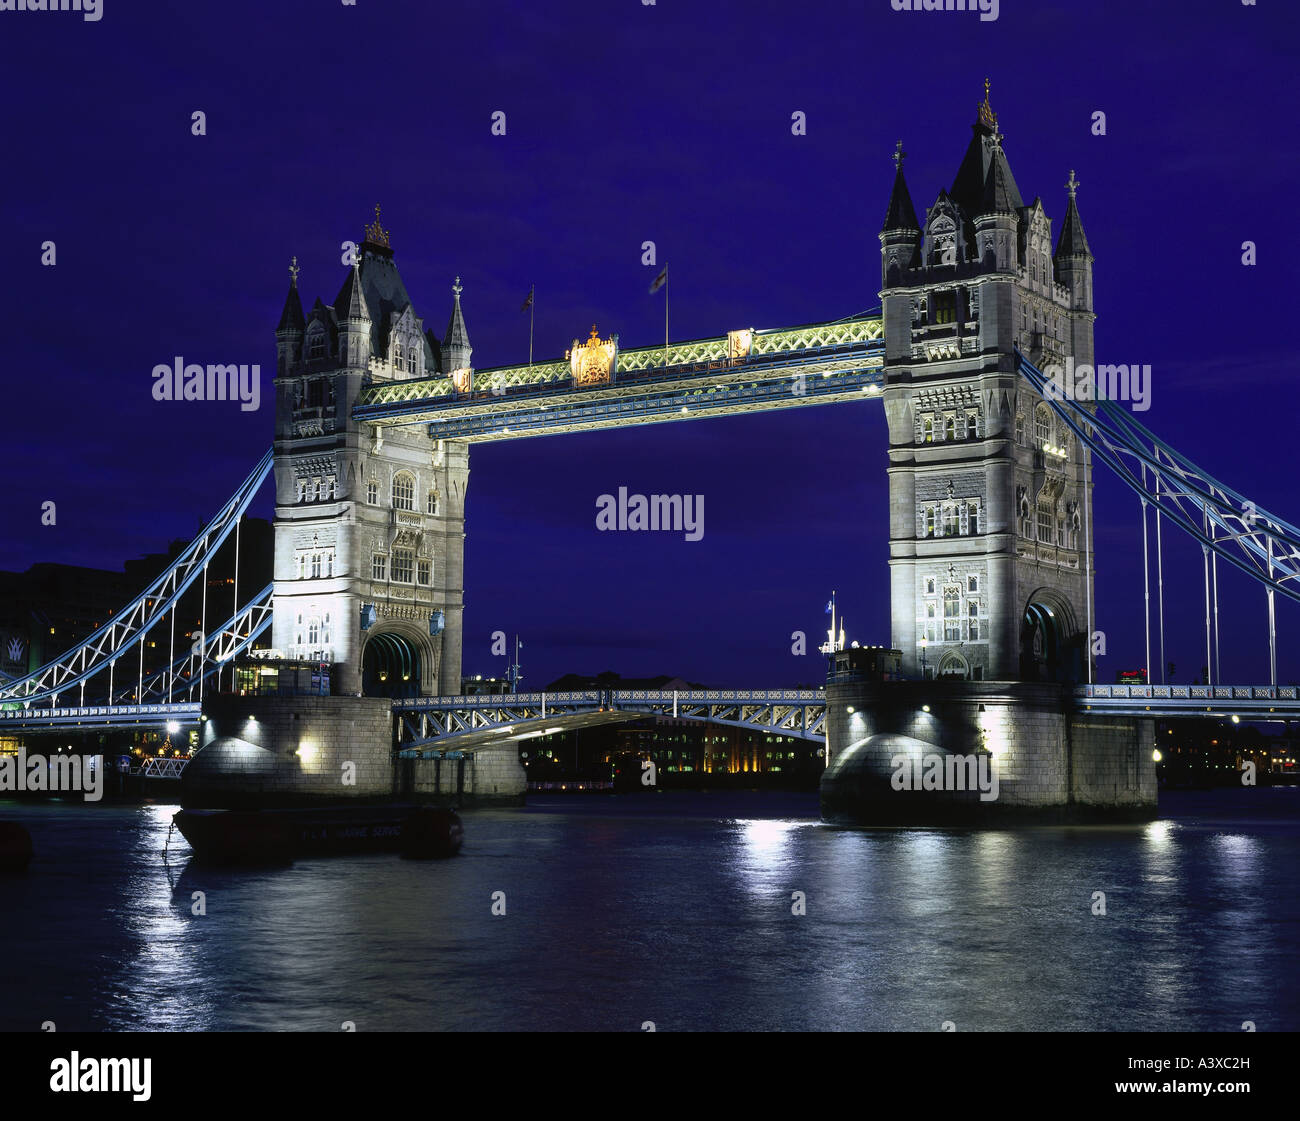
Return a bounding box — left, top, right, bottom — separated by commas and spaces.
543, 670, 706, 692
462, 675, 512, 695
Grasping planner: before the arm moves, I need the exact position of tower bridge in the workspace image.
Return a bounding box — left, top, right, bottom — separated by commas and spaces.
3, 85, 1297, 819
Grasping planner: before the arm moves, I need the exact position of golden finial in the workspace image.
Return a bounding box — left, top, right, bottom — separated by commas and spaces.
364, 204, 391, 249
453, 275, 463, 298
590, 324, 600, 340
978, 77, 997, 130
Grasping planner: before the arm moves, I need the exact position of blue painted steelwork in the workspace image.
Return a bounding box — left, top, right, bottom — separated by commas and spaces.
0, 451, 274, 707
1018, 351, 1300, 604
353, 328, 885, 438
392, 688, 829, 751
107, 584, 274, 705
1076, 683, 1300, 716
0, 702, 200, 733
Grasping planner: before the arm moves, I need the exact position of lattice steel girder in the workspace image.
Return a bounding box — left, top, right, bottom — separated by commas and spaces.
355, 315, 884, 419
110, 585, 274, 705
1018, 352, 1300, 604
392, 688, 829, 748
1076, 682, 1300, 717
0, 702, 201, 732
0, 451, 273, 705
356, 352, 884, 431
416, 370, 883, 442
355, 323, 884, 429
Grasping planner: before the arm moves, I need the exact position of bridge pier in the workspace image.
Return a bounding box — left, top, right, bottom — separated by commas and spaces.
820, 679, 1157, 824
181, 694, 524, 809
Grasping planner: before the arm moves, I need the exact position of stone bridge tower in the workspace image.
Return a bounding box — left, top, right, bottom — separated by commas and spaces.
270, 209, 469, 697
880, 84, 1096, 683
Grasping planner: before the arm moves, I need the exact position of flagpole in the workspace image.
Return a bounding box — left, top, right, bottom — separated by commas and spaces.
664, 273, 669, 367
529, 283, 534, 369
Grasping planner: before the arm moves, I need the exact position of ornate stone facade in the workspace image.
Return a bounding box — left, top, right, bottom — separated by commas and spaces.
270, 215, 470, 696
880, 88, 1096, 682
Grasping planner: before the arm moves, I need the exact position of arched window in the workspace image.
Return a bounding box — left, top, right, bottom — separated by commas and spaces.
1014, 414, 1024, 444
1019, 498, 1032, 538
966, 415, 978, 440
366, 480, 378, 505
308, 329, 326, 360
427, 492, 439, 515
944, 416, 956, 441
922, 417, 934, 443
308, 617, 320, 645
408, 342, 418, 374
1035, 406, 1050, 446
322, 614, 331, 644
394, 342, 403, 369
392, 472, 415, 511
924, 508, 935, 538
966, 502, 979, 534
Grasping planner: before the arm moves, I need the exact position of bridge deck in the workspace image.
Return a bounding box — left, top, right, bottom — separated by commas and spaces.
353, 316, 884, 439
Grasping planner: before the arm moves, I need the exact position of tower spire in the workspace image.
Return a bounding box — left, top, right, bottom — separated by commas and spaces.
881, 140, 920, 233
443, 275, 472, 372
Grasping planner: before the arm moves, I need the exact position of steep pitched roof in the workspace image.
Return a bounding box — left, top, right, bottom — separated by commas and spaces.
333, 263, 371, 322
951, 111, 1023, 218
277, 278, 305, 334
981, 148, 1020, 215
1055, 194, 1093, 259
358, 248, 418, 355
882, 165, 920, 232
444, 281, 470, 354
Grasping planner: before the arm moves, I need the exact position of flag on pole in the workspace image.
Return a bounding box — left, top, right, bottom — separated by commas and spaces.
649, 265, 667, 295
521, 286, 534, 312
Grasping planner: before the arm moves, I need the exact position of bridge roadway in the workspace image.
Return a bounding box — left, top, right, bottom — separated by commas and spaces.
3, 686, 1298, 752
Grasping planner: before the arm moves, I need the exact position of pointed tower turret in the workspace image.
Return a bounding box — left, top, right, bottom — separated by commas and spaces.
334, 257, 372, 370
443, 276, 472, 373
882, 142, 920, 234
880, 141, 922, 358
951, 79, 1023, 218
276, 256, 305, 375
1054, 169, 1096, 366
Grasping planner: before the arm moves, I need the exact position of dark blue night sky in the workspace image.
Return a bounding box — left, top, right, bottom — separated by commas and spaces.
3, 0, 1298, 688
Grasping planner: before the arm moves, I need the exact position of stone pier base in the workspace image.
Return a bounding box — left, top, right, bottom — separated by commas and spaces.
181, 695, 526, 809
820, 679, 1157, 825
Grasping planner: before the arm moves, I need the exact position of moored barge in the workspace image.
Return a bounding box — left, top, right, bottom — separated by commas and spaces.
173, 803, 463, 864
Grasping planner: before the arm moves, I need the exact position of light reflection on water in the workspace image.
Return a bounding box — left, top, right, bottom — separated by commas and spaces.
0, 789, 1297, 1031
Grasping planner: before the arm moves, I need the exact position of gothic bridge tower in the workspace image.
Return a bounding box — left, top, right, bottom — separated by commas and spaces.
271, 209, 470, 697
880, 83, 1096, 683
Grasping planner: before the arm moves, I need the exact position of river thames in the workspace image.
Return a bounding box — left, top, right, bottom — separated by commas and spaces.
1, 788, 1296, 1032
